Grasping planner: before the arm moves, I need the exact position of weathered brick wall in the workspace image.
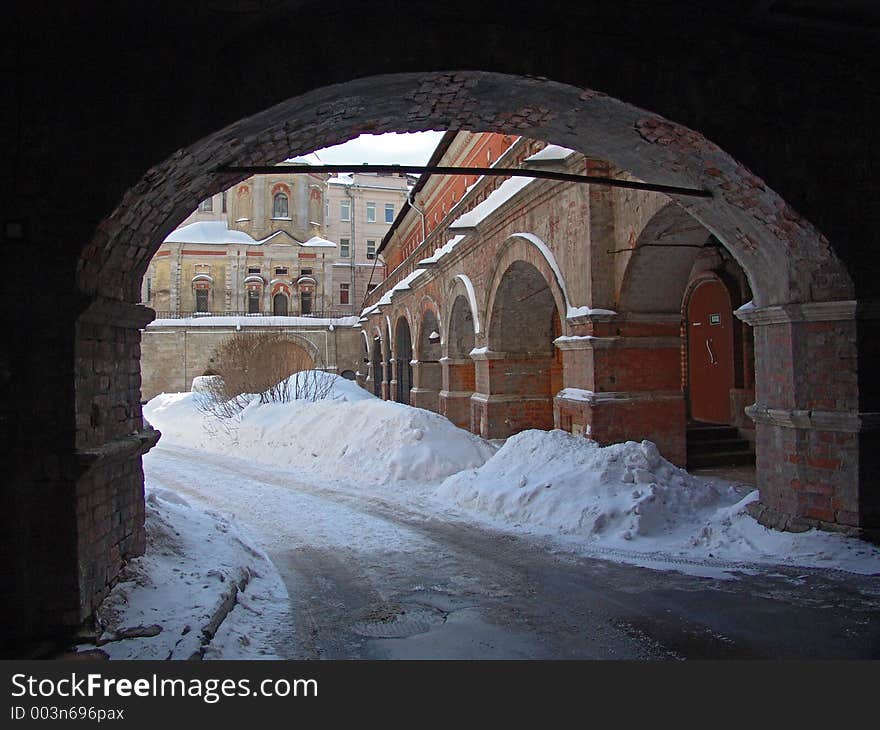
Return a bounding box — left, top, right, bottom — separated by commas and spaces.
73, 301, 159, 628
140, 323, 363, 400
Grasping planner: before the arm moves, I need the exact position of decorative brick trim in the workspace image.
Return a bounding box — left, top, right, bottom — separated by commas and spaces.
470, 393, 551, 404
566, 311, 617, 325
76, 427, 161, 475
555, 390, 683, 405
746, 404, 880, 432
747, 501, 879, 542
735, 300, 880, 326
553, 335, 680, 350
469, 348, 506, 360
609, 311, 683, 325
439, 390, 474, 398
78, 297, 155, 329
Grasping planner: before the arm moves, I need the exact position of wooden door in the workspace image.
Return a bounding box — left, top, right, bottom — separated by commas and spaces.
687, 280, 734, 423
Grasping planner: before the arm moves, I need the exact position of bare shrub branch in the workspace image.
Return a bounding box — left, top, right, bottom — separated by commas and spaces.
193, 332, 333, 423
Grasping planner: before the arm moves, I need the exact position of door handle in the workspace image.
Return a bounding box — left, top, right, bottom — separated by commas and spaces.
706, 338, 717, 365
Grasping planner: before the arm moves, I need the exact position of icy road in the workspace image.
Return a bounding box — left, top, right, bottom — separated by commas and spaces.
144, 444, 880, 659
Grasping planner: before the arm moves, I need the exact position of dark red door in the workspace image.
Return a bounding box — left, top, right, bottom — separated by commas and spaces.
687, 280, 734, 423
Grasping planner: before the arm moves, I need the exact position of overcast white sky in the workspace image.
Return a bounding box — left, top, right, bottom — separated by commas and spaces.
299, 131, 446, 167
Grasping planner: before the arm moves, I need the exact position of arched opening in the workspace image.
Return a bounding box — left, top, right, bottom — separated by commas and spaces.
370, 338, 384, 398
273, 292, 289, 316
441, 293, 477, 429
394, 317, 413, 405
610, 203, 755, 469
411, 307, 442, 412
272, 192, 289, 219
13, 52, 863, 649
479, 260, 561, 438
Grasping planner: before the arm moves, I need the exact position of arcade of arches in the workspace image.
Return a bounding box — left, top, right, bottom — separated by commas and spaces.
3, 1, 878, 651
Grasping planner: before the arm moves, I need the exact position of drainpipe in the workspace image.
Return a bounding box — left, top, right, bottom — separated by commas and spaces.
345, 184, 356, 313
407, 188, 426, 243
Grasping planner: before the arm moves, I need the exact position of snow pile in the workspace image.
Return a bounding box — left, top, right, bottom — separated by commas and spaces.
91, 486, 288, 660
144, 372, 496, 486
438, 430, 741, 541
436, 429, 880, 573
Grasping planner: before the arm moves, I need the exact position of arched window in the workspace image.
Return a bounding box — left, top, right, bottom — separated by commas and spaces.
273, 192, 289, 219
247, 289, 260, 313
273, 292, 288, 316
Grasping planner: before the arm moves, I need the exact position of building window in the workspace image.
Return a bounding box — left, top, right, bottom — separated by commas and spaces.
366, 240, 376, 259
340, 200, 351, 222
273, 193, 289, 218
366, 202, 376, 223
221, 191, 228, 213
339, 283, 350, 305
301, 268, 313, 276
247, 266, 261, 274
195, 289, 209, 312
325, 200, 329, 221
301, 291, 312, 315
340, 237, 350, 258
247, 289, 260, 314
199, 198, 213, 212
273, 293, 288, 316
274, 266, 288, 275
384, 203, 394, 223
145, 277, 152, 301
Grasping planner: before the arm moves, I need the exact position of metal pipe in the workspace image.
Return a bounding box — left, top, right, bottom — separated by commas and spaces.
215, 164, 712, 198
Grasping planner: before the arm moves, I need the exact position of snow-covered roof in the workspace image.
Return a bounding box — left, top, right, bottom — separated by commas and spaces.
361, 268, 427, 316
284, 152, 322, 165
302, 235, 337, 248
449, 176, 535, 229
328, 174, 354, 185
418, 234, 466, 266
164, 221, 257, 245
523, 144, 576, 162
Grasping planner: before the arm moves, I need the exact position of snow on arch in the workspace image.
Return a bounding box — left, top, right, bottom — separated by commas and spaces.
507, 232, 572, 315
452, 274, 482, 335
505, 233, 618, 320
417, 294, 443, 346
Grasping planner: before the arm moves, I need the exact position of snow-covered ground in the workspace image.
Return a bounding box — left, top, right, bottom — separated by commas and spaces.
144, 372, 880, 577
106, 371, 879, 658
90, 486, 288, 660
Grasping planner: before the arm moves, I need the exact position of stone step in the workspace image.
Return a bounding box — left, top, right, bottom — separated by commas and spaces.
687, 450, 756, 469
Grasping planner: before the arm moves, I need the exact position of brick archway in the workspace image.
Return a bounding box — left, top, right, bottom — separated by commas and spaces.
484, 234, 570, 344
441, 280, 479, 428
393, 315, 414, 405
476, 257, 563, 439
411, 301, 442, 412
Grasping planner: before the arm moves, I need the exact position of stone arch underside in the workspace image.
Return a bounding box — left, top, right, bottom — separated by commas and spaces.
440, 285, 478, 429
411, 305, 442, 412
81, 71, 851, 311
475, 259, 562, 439
393, 316, 413, 405
618, 202, 717, 314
